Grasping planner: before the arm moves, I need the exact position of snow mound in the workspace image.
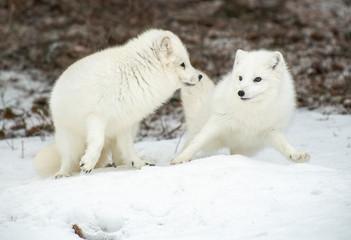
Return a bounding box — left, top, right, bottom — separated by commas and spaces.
0, 110, 351, 240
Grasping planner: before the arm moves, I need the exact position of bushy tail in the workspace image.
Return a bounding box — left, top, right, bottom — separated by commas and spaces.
33, 144, 61, 177
181, 71, 215, 137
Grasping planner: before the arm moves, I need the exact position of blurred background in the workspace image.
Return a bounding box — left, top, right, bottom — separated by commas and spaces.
0, 0, 350, 140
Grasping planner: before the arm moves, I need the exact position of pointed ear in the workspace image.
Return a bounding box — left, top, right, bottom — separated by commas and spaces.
158, 36, 173, 56
234, 49, 248, 67
270, 51, 284, 71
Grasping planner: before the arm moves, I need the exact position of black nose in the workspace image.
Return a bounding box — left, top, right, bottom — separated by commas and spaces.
238, 90, 245, 97
198, 75, 203, 81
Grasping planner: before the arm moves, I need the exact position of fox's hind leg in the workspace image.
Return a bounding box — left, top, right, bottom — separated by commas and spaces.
267, 130, 310, 163
116, 125, 153, 169
55, 127, 84, 178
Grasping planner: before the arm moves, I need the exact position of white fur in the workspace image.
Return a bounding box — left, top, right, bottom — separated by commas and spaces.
34, 29, 202, 178
180, 71, 215, 142
173, 49, 311, 164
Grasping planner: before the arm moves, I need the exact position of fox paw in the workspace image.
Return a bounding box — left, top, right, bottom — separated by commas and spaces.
55, 171, 71, 179
79, 155, 96, 173
170, 156, 191, 165
131, 159, 155, 169
289, 152, 311, 163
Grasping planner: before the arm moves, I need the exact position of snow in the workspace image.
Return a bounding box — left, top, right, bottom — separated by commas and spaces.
0, 110, 351, 240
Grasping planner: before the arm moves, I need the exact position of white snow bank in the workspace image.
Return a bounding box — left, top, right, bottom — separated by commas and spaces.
0, 110, 350, 240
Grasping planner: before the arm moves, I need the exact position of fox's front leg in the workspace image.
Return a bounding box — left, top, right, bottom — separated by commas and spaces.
171, 117, 220, 165
80, 115, 106, 173
266, 130, 310, 163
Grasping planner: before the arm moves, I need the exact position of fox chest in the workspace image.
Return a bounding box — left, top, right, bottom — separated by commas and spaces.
219, 119, 270, 150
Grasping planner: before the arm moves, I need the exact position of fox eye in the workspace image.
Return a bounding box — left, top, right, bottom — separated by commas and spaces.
254, 77, 262, 82
239, 76, 242, 81
180, 62, 185, 69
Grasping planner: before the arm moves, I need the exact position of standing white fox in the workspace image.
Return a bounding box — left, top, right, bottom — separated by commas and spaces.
34, 29, 202, 178
173, 49, 310, 164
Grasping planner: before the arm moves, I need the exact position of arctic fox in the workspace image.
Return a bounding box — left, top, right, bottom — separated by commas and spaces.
34, 29, 202, 178
172, 49, 310, 164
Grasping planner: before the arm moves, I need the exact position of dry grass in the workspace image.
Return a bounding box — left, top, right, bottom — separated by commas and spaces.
1, 0, 350, 139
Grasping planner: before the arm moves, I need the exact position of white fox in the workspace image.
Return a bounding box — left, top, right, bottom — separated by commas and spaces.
34, 29, 202, 178
173, 49, 310, 164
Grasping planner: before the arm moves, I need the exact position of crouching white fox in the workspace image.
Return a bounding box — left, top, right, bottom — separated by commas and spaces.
173, 49, 310, 164
34, 29, 202, 178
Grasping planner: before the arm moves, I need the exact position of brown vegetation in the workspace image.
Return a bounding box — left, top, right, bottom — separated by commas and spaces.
1, 0, 350, 139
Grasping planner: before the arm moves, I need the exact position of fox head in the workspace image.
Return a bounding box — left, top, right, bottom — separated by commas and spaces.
154, 31, 202, 87
232, 49, 286, 103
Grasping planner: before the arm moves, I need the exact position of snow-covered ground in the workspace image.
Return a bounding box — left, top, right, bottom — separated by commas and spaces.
0, 70, 52, 138
0, 110, 350, 240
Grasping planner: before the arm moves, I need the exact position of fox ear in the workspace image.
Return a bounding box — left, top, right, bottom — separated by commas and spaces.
234, 49, 248, 67
270, 51, 284, 71
158, 36, 173, 56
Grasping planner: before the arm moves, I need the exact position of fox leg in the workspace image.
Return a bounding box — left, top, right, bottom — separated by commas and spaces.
55, 128, 84, 178
95, 143, 110, 168
116, 126, 153, 169
105, 137, 124, 167
79, 115, 106, 173
171, 117, 220, 165
266, 130, 310, 163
